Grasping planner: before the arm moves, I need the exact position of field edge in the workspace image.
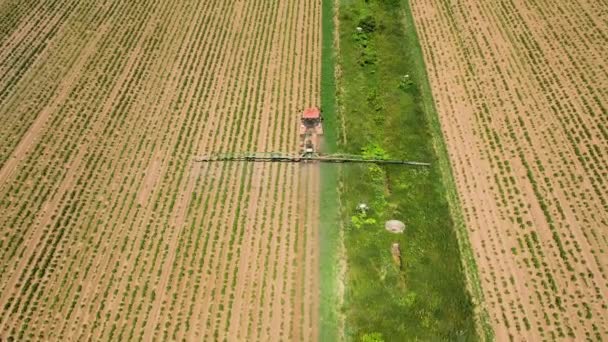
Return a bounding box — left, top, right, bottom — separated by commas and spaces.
400, 2, 494, 340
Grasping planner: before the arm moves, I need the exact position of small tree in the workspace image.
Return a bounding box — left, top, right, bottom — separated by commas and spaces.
398, 74, 414, 91
358, 14, 377, 33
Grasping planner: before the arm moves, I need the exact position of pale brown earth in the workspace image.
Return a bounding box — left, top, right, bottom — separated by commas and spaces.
410, 0, 608, 340
0, 0, 321, 340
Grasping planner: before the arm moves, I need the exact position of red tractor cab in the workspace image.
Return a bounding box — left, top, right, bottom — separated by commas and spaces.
300, 107, 323, 136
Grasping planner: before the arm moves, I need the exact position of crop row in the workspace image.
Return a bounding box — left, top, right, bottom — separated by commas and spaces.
411, 0, 607, 340
0, 0, 322, 340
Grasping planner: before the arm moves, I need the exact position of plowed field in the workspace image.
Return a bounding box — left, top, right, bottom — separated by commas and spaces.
411, 0, 607, 340
0, 0, 321, 340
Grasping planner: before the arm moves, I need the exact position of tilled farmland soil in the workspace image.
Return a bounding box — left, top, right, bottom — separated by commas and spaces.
411, 0, 607, 340
0, 0, 321, 340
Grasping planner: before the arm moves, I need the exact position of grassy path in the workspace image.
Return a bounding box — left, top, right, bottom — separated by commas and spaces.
323, 0, 490, 340
318, 0, 342, 341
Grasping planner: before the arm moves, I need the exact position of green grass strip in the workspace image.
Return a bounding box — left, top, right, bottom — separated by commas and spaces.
319, 0, 341, 341
324, 0, 494, 340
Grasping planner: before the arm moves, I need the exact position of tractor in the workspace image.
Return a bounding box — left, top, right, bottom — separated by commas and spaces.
299, 107, 323, 157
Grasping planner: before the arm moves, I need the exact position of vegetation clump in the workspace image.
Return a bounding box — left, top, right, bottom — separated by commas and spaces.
353, 12, 378, 66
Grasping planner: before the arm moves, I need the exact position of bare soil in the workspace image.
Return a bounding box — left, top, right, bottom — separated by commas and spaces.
0, 0, 322, 340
